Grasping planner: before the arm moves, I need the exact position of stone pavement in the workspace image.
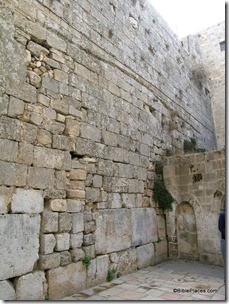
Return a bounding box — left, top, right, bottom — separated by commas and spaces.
62, 259, 226, 301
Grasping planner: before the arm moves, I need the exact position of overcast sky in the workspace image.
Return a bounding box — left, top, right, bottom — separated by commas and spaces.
148, 0, 226, 38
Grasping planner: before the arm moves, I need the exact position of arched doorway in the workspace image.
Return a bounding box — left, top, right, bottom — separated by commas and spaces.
176, 202, 199, 260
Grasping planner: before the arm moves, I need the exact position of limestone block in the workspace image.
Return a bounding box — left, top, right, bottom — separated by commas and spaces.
108, 193, 122, 208
0, 214, 40, 280
117, 249, 137, 275
47, 32, 67, 52
48, 199, 67, 212
66, 199, 84, 212
28, 167, 55, 189
95, 255, 109, 285
42, 211, 58, 233
0, 161, 27, 187
84, 221, 95, 233
27, 41, 49, 57
50, 98, 69, 115
64, 118, 80, 137
54, 69, 68, 84
70, 232, 83, 248
131, 208, 157, 246
17, 142, 34, 164
93, 175, 103, 188
81, 123, 101, 142
8, 96, 24, 117
70, 248, 85, 262
67, 189, 85, 199
121, 193, 136, 208
59, 213, 72, 232
136, 244, 155, 269
34, 146, 71, 170
0, 280, 16, 300
83, 233, 94, 246
36, 129, 52, 145
95, 209, 132, 254
0, 186, 13, 214
60, 251, 71, 266
28, 71, 41, 88
83, 245, 95, 258
42, 77, 59, 94
53, 135, 71, 150
38, 94, 50, 106
39, 253, 61, 270
11, 188, 43, 214
47, 262, 87, 299
69, 169, 87, 180
85, 188, 100, 203
155, 240, 168, 264
72, 213, 84, 233
15, 271, 46, 300
55, 233, 70, 251
40, 234, 56, 254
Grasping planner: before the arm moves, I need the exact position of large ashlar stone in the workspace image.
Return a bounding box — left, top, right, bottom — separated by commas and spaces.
0, 280, 16, 300
0, 214, 40, 280
47, 262, 87, 299
11, 188, 44, 214
95, 209, 131, 254
87, 255, 109, 287
131, 208, 157, 246
136, 243, 155, 269
15, 271, 46, 300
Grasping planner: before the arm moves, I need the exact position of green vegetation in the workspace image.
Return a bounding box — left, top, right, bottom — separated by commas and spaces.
82, 256, 92, 268
153, 178, 175, 211
107, 268, 116, 282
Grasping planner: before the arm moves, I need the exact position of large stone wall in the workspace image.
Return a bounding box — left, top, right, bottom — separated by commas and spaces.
0, 0, 222, 300
164, 150, 225, 266
182, 22, 225, 149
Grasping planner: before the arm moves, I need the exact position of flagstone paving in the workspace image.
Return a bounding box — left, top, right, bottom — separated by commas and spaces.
62, 259, 226, 301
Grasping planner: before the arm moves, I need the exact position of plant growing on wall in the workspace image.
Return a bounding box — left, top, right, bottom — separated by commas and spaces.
153, 178, 175, 210
82, 256, 92, 268
107, 268, 117, 282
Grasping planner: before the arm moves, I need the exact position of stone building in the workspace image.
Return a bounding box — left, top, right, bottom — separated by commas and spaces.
0, 0, 225, 300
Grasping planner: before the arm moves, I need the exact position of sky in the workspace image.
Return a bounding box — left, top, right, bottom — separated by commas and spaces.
148, 0, 226, 38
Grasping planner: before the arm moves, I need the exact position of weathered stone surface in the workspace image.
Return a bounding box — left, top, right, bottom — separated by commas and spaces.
15, 271, 46, 300
11, 188, 43, 214
28, 167, 55, 189
42, 211, 58, 233
66, 199, 84, 212
0, 186, 13, 214
70, 232, 83, 248
117, 249, 137, 275
40, 234, 56, 254
60, 251, 71, 266
47, 262, 87, 299
70, 248, 85, 262
72, 213, 84, 233
48, 199, 67, 212
131, 208, 157, 246
8, 96, 24, 117
34, 146, 71, 170
39, 253, 61, 270
55, 233, 70, 251
59, 212, 72, 232
0, 161, 27, 187
0, 214, 40, 280
87, 255, 109, 287
95, 209, 132, 254
136, 244, 155, 269
0, 280, 16, 300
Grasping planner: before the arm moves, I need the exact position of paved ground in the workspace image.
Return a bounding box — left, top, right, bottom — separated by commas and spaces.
62, 259, 226, 301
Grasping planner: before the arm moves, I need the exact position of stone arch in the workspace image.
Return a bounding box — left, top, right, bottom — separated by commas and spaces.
175, 202, 199, 260
166, 194, 203, 260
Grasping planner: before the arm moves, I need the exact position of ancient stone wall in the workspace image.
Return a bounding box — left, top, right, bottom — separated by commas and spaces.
164, 150, 225, 266
0, 0, 221, 300
182, 22, 225, 149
